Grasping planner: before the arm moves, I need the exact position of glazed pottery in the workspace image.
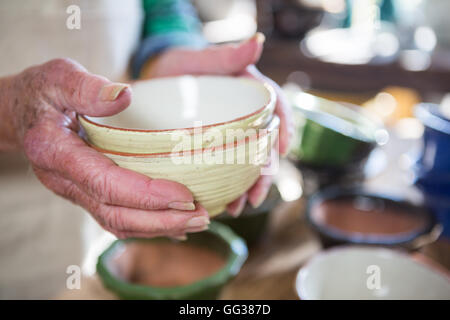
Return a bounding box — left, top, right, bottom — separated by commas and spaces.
306, 187, 440, 250
80, 75, 276, 154
92, 116, 280, 216
288, 91, 387, 169
97, 222, 248, 300
296, 246, 450, 299
414, 103, 450, 238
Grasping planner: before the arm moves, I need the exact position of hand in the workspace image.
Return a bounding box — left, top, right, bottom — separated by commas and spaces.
142, 33, 293, 216
0, 58, 210, 240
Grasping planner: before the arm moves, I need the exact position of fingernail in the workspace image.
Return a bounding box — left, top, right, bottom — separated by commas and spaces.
254, 32, 265, 44
230, 200, 246, 218
251, 193, 267, 209
172, 235, 187, 241
186, 216, 210, 228
99, 83, 129, 101
168, 201, 196, 211
186, 224, 209, 233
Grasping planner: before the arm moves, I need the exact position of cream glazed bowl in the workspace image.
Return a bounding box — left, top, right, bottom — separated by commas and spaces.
79, 75, 276, 154
296, 246, 450, 300
90, 116, 280, 217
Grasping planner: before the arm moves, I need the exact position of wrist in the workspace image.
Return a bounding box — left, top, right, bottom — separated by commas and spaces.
139, 54, 163, 79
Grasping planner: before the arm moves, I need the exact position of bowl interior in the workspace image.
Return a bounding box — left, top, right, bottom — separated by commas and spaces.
307, 188, 435, 246
297, 247, 450, 299
87, 76, 272, 130
97, 222, 248, 299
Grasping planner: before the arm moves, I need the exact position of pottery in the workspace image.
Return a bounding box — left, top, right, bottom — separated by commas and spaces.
97, 222, 248, 300
79, 75, 276, 154
306, 187, 440, 250
288, 91, 387, 169
92, 116, 280, 216
296, 246, 450, 300
414, 103, 450, 238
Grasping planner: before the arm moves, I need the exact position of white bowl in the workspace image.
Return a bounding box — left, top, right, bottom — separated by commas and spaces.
80, 75, 276, 154
296, 246, 450, 300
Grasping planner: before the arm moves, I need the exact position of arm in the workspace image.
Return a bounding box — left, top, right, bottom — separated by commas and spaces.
131, 0, 207, 78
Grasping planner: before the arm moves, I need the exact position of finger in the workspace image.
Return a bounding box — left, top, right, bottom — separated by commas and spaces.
33, 168, 210, 236
243, 65, 293, 156
97, 202, 210, 236
161, 32, 265, 76
30, 58, 131, 116
226, 193, 248, 217
24, 122, 195, 211
248, 175, 273, 208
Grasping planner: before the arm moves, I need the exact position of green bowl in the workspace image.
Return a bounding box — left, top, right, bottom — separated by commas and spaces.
96, 222, 248, 300
216, 185, 281, 246
287, 92, 386, 169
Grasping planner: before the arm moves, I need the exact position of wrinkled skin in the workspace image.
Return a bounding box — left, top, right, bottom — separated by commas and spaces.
0, 34, 292, 239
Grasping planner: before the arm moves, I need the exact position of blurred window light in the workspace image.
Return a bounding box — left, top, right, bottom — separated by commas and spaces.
320, 0, 346, 13
373, 92, 397, 117
286, 71, 311, 90
414, 26, 437, 52
275, 160, 303, 202
375, 129, 390, 145
394, 118, 424, 139
374, 32, 399, 57
203, 13, 257, 43
399, 49, 431, 71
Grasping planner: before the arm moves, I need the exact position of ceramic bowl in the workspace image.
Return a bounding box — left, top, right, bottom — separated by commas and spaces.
79, 75, 276, 154
296, 246, 450, 300
414, 103, 450, 238
91, 116, 280, 216
97, 221, 248, 300
306, 187, 441, 250
216, 184, 281, 246
287, 91, 387, 169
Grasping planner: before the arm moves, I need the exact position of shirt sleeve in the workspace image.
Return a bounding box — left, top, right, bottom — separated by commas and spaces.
131, 0, 208, 78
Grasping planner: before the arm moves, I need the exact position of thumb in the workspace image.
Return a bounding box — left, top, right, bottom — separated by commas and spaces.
163, 32, 265, 76
36, 58, 131, 117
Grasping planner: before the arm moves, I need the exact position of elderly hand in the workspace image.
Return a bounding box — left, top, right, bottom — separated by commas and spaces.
0, 58, 210, 240
142, 33, 293, 216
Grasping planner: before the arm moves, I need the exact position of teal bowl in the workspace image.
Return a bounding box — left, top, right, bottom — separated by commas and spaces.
288, 92, 387, 169
216, 185, 281, 246
97, 222, 248, 300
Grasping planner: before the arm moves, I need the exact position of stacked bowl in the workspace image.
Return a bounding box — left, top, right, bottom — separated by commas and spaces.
79, 75, 279, 216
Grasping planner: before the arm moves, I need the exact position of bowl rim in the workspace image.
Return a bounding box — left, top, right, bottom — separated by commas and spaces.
290, 92, 384, 144
305, 186, 437, 247
87, 115, 280, 158
415, 103, 450, 135
79, 75, 276, 133
96, 221, 248, 299
295, 245, 450, 300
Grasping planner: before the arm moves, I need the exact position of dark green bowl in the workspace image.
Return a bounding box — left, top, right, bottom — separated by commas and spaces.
96, 222, 248, 300
288, 92, 386, 169
216, 185, 281, 246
